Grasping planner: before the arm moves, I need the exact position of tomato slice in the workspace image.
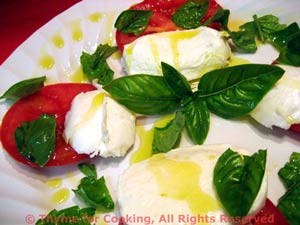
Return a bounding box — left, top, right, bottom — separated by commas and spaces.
115, 0, 222, 52
290, 123, 300, 133
0, 83, 96, 167
243, 199, 289, 225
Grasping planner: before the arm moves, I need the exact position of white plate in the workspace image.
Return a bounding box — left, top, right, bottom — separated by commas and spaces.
0, 0, 299, 224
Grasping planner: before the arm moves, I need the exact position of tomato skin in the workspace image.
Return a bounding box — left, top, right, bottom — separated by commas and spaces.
290, 123, 300, 133
241, 199, 289, 225
0, 83, 96, 167
116, 0, 222, 52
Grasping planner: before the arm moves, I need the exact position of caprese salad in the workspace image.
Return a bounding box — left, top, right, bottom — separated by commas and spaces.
0, 0, 299, 225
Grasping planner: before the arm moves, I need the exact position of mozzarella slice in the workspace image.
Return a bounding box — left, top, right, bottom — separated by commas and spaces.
64, 90, 136, 157
122, 27, 232, 81
250, 65, 300, 129
118, 144, 267, 225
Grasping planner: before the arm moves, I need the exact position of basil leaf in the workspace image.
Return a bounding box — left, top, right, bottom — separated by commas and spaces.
270, 23, 300, 66
0, 76, 46, 102
80, 44, 118, 85
36, 206, 96, 225
229, 30, 257, 53
103, 75, 181, 115
197, 64, 284, 118
204, 8, 230, 29
278, 183, 300, 225
161, 62, 192, 97
278, 152, 300, 188
73, 176, 114, 212
214, 149, 267, 217
114, 10, 152, 35
152, 111, 185, 154
14, 114, 56, 167
78, 163, 97, 178
172, 0, 209, 29
241, 14, 286, 43
184, 97, 209, 144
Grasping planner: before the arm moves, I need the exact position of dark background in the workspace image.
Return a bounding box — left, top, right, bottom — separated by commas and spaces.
0, 0, 81, 64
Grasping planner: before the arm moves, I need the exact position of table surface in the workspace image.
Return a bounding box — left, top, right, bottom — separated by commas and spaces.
0, 0, 81, 65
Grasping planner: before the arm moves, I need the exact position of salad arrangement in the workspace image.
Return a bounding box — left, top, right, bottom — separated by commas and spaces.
0, 0, 300, 225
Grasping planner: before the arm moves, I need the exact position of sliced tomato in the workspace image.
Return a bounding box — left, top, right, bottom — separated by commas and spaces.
290, 123, 300, 133
0, 83, 96, 167
116, 0, 222, 52
242, 199, 289, 225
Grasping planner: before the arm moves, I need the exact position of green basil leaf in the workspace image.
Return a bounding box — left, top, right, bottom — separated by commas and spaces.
278, 152, 300, 188
241, 14, 286, 43
36, 206, 96, 225
270, 23, 300, 66
78, 163, 97, 178
278, 183, 300, 225
73, 176, 114, 212
80, 44, 118, 85
152, 111, 185, 154
214, 149, 267, 217
229, 30, 257, 53
161, 62, 192, 97
14, 114, 56, 167
183, 98, 210, 144
204, 8, 230, 29
197, 64, 284, 118
0, 76, 46, 102
103, 75, 181, 115
114, 10, 152, 35
172, 0, 209, 29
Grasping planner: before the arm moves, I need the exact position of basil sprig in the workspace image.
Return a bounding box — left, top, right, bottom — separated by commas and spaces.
0, 76, 46, 102
214, 149, 267, 217
104, 62, 284, 153
74, 163, 114, 212
277, 152, 300, 225
114, 10, 152, 36
14, 114, 56, 167
226, 14, 300, 66
36, 206, 95, 225
80, 44, 118, 85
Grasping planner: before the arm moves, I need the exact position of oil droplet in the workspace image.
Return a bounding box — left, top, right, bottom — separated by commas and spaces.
228, 19, 245, 31
228, 57, 250, 67
45, 178, 62, 189
102, 12, 116, 45
131, 114, 175, 164
148, 155, 220, 224
71, 67, 87, 83
52, 188, 70, 204
70, 19, 83, 42
89, 12, 102, 22
130, 126, 154, 164
39, 53, 55, 70
111, 51, 122, 60
51, 32, 64, 48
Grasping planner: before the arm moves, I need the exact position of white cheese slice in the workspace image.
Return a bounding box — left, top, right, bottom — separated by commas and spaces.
118, 144, 267, 225
64, 90, 136, 157
250, 65, 300, 129
122, 27, 232, 81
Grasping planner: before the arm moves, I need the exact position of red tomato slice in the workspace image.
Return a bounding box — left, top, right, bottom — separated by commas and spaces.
0, 83, 96, 167
290, 123, 300, 133
116, 0, 222, 52
242, 199, 289, 225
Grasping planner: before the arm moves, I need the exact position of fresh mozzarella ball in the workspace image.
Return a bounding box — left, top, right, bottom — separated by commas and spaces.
118, 144, 267, 225
64, 90, 135, 157
122, 27, 232, 81
250, 65, 300, 129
